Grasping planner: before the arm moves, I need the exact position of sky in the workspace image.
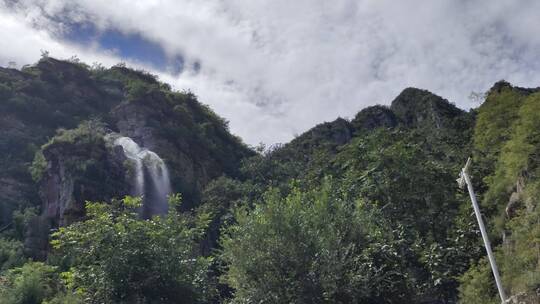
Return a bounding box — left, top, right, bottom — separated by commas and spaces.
1, 0, 540, 146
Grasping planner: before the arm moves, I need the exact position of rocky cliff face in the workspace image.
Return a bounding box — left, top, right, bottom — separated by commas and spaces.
0, 57, 253, 258
37, 124, 129, 227
351, 105, 398, 133
111, 93, 232, 209
390, 87, 464, 129
24, 122, 130, 258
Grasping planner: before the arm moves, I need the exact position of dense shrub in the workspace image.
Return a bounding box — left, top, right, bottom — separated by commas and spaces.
0, 262, 65, 304
0, 238, 24, 272
51, 195, 215, 303
220, 180, 415, 303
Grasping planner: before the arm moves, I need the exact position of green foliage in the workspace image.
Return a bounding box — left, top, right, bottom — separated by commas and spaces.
458, 258, 498, 304
0, 238, 24, 272
499, 207, 540, 300
11, 207, 38, 241
0, 206, 37, 273
220, 180, 415, 303
213, 108, 475, 302
125, 78, 159, 101
29, 151, 47, 182
335, 129, 462, 240
482, 92, 540, 217
0, 262, 65, 304
333, 129, 477, 299
51, 195, 215, 303
0, 82, 12, 99
474, 84, 523, 157
473, 84, 525, 179
460, 84, 540, 302
198, 177, 248, 256
44, 291, 84, 304
3, 57, 539, 303
43, 119, 106, 149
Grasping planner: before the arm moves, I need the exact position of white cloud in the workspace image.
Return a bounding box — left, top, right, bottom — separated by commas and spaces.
0, 4, 128, 70
2, 0, 540, 145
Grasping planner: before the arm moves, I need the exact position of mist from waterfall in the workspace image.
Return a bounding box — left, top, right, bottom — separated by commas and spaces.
114, 136, 172, 217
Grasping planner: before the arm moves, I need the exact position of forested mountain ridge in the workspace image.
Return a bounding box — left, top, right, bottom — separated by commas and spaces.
0, 58, 537, 303
0, 56, 252, 226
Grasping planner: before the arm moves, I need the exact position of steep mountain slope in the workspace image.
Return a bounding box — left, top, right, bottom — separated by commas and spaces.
459, 81, 540, 303
201, 84, 535, 303
0, 57, 253, 230
195, 88, 479, 303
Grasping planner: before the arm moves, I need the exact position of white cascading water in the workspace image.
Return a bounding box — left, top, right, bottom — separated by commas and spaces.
114, 137, 172, 217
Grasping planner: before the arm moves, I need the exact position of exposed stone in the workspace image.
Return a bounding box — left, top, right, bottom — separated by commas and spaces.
112, 101, 157, 149
351, 105, 398, 133
38, 130, 129, 227
489, 80, 540, 96
23, 215, 51, 261
291, 117, 353, 149
506, 175, 526, 218
111, 96, 252, 209
504, 291, 539, 304
390, 87, 463, 129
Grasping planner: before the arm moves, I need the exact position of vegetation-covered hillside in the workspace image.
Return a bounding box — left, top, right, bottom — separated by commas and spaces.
0, 58, 537, 303
0, 56, 252, 228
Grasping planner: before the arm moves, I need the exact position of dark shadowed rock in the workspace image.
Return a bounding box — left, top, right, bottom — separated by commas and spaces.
351, 105, 398, 133
23, 215, 51, 261
488, 79, 540, 96
390, 87, 463, 129
287, 117, 354, 152
37, 125, 129, 227
111, 90, 254, 209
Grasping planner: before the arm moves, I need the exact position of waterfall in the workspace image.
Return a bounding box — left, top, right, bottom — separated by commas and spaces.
113, 136, 172, 217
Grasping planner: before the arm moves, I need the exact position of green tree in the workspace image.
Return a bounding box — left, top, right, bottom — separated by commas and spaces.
458, 258, 498, 304
51, 195, 215, 303
220, 180, 414, 303
331, 129, 478, 300
0, 238, 24, 272
0, 262, 65, 304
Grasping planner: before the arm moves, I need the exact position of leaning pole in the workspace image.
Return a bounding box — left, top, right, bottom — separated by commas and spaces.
457, 158, 507, 303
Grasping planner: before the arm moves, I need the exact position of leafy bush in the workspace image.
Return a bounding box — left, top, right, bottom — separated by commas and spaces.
125, 78, 159, 101
220, 180, 415, 303
43, 119, 106, 149
473, 84, 524, 167
11, 207, 38, 240
51, 195, 215, 303
0, 238, 24, 272
499, 207, 540, 300
481, 92, 540, 228
0, 262, 64, 304
458, 258, 498, 304
0, 82, 12, 99
461, 85, 540, 302
29, 151, 47, 183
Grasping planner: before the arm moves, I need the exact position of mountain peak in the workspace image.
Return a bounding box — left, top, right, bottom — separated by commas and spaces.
351, 105, 397, 133
390, 87, 463, 129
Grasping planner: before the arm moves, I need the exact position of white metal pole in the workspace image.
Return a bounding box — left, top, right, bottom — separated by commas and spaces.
459, 159, 507, 303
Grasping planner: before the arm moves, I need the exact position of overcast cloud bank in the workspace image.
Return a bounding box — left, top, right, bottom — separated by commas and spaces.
2, 0, 540, 145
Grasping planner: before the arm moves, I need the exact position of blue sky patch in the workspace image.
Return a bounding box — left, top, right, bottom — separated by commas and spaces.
62, 21, 183, 73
